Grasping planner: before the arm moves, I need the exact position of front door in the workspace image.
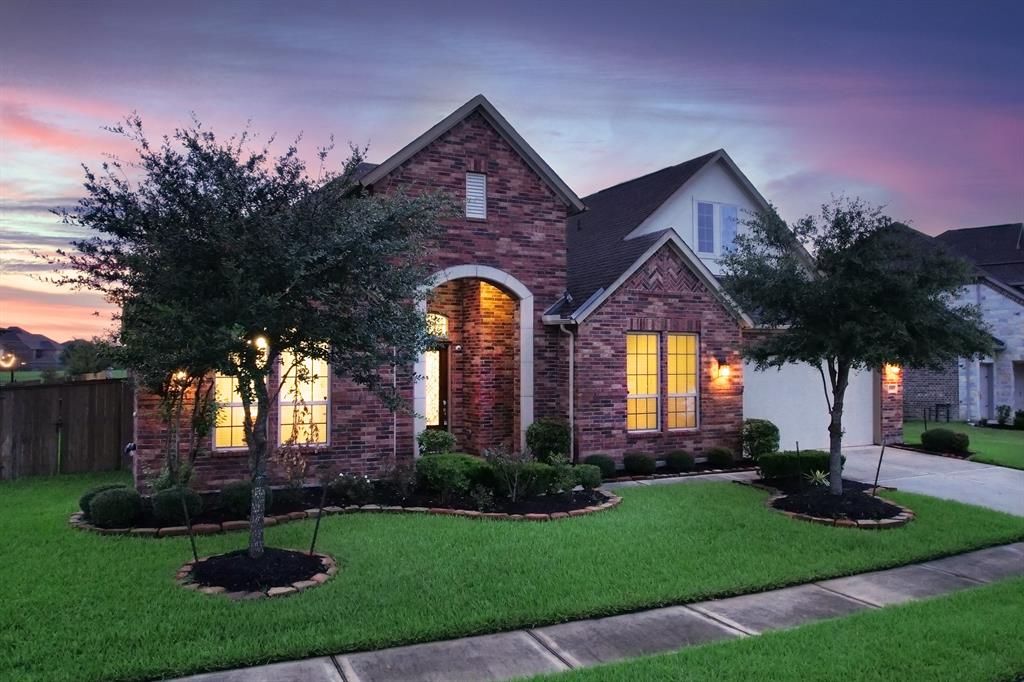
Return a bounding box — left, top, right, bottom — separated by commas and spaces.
979, 362, 994, 420
424, 345, 449, 430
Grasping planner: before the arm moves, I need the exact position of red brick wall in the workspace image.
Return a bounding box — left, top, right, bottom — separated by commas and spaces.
573, 245, 744, 462
880, 367, 904, 444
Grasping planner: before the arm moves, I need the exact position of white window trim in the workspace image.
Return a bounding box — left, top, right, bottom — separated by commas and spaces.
626, 332, 660, 433
667, 333, 700, 432
213, 374, 249, 451
466, 172, 487, 220
694, 200, 740, 258
278, 354, 331, 447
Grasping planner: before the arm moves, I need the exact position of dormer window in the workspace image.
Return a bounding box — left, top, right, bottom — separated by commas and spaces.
466, 172, 487, 220
696, 201, 739, 256
697, 202, 715, 253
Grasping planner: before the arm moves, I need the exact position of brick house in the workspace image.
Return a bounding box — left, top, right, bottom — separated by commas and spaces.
133, 95, 902, 491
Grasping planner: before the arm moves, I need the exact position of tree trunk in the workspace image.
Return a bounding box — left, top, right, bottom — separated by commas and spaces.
247, 382, 272, 560
828, 361, 851, 496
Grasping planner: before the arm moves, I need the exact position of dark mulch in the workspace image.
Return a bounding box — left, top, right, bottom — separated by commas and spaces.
190, 548, 326, 592
606, 459, 756, 482
772, 487, 903, 521
758, 477, 874, 495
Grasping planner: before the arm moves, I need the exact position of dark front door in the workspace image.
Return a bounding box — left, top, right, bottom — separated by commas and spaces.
425, 345, 449, 429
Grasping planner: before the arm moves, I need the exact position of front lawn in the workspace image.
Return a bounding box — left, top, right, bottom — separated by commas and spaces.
533, 577, 1024, 682
3, 473, 1024, 682
904, 420, 1024, 470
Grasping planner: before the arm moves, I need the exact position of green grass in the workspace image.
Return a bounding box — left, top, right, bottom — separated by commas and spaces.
3, 473, 1024, 682
531, 578, 1024, 682
904, 420, 1024, 470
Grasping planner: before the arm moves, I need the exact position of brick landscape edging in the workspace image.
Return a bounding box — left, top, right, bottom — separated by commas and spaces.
68, 491, 623, 537
176, 550, 338, 600
738, 481, 915, 530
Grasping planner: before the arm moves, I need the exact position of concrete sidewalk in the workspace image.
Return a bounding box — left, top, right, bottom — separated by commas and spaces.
167, 541, 1024, 682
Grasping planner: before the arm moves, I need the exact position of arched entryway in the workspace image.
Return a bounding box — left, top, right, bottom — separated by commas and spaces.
414, 265, 534, 454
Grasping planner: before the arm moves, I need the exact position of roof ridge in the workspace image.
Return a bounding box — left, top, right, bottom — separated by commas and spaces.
581, 149, 720, 201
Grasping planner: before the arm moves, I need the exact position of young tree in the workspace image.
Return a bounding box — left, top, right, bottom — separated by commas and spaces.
54, 116, 445, 558
721, 197, 992, 495
60, 338, 114, 376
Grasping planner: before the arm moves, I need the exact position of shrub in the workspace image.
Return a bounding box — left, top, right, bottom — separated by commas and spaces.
741, 419, 780, 460
921, 428, 970, 454
486, 446, 541, 502
574, 464, 602, 490
521, 462, 555, 497
416, 453, 491, 502
79, 483, 126, 516
152, 487, 203, 526
583, 454, 616, 479
326, 473, 374, 505
1015, 410, 1024, 430
526, 418, 571, 463
706, 447, 735, 468
417, 429, 457, 455
547, 455, 578, 494
996, 405, 1012, 426
89, 487, 142, 528
665, 450, 695, 473
623, 452, 656, 476
219, 482, 273, 519
758, 450, 841, 481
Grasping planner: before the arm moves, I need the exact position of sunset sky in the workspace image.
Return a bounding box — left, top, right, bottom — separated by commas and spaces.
2, 0, 1022, 341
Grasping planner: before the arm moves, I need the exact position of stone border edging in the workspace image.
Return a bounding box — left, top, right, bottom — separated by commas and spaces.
177, 549, 338, 600
737, 481, 915, 530
69, 491, 622, 537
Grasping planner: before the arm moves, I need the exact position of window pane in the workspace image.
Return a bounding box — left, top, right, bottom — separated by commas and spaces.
626, 334, 659, 431
279, 351, 330, 445
721, 204, 738, 252
667, 333, 698, 429
697, 202, 715, 253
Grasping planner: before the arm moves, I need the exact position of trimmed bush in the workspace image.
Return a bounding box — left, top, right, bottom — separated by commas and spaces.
521, 462, 555, 497
623, 452, 656, 476
583, 454, 616, 479
547, 458, 578, 494
79, 483, 126, 516
706, 447, 735, 468
742, 419, 780, 460
758, 450, 842, 481
152, 487, 203, 526
1015, 410, 1024, 430
575, 464, 602, 490
921, 428, 970, 454
526, 418, 571, 464
416, 453, 492, 502
327, 474, 374, 506
665, 450, 695, 473
417, 429, 457, 455
89, 487, 142, 528
219, 482, 272, 519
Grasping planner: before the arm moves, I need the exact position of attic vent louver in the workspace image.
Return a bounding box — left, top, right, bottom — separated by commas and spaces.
466, 172, 487, 219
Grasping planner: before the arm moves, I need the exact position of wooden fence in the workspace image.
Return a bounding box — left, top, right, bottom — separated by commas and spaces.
0, 379, 133, 480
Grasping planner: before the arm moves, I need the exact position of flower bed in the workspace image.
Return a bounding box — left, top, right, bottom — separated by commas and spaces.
176, 548, 337, 599
740, 480, 915, 530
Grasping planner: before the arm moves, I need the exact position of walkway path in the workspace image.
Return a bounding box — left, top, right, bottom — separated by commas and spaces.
168, 541, 1024, 682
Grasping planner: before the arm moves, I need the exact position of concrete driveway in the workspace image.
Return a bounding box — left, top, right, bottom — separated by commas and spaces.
842, 445, 1024, 517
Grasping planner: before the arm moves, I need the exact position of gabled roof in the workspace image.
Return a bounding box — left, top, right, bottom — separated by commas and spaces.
359, 95, 585, 213
936, 223, 1024, 290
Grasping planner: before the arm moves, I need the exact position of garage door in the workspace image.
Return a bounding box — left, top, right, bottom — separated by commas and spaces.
743, 361, 877, 450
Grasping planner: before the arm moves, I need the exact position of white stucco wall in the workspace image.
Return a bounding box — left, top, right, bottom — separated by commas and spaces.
957, 281, 1024, 419
626, 158, 760, 275
743, 362, 877, 450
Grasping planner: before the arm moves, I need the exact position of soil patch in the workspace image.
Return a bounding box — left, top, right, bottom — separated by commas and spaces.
772, 487, 903, 521
190, 548, 327, 592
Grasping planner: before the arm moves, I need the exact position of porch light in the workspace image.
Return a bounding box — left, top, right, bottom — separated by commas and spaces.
884, 364, 902, 380
715, 354, 731, 379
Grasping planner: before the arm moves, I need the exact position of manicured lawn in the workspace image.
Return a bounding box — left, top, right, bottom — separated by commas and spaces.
3, 473, 1024, 682
904, 420, 1024, 470
532, 577, 1024, 682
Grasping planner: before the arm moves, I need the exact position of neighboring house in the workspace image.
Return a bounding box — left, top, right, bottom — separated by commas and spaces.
134, 95, 902, 491
0, 327, 63, 371
904, 224, 1024, 422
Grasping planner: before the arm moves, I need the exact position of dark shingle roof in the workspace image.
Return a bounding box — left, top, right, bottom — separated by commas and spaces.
564, 151, 719, 312
936, 223, 1024, 288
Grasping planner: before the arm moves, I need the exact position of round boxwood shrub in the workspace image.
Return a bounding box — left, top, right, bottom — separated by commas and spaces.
574, 464, 602, 490
623, 452, 656, 476
327, 474, 375, 506
526, 418, 571, 464
89, 487, 142, 528
583, 454, 616, 479
741, 419, 780, 460
417, 429, 457, 455
706, 447, 735, 468
921, 428, 969, 454
665, 450, 695, 473
152, 486, 203, 526
219, 481, 273, 519
79, 483, 127, 516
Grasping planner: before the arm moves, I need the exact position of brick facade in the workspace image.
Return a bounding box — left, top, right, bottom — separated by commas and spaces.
880, 366, 904, 444
573, 245, 744, 462
903, 361, 959, 422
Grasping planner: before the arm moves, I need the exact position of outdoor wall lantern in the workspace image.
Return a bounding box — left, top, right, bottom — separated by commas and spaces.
884, 363, 902, 381
715, 354, 731, 379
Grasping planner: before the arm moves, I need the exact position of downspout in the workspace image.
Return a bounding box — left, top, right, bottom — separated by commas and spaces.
559, 324, 576, 463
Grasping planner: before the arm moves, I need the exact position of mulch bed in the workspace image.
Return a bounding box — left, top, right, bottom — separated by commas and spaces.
772, 487, 902, 521
603, 460, 757, 482
191, 548, 327, 592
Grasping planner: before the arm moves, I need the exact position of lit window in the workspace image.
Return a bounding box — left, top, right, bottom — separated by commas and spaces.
667, 334, 699, 429
424, 313, 449, 427
697, 201, 714, 253
721, 204, 738, 253
279, 352, 329, 445
466, 172, 487, 219
214, 375, 247, 449
626, 333, 659, 431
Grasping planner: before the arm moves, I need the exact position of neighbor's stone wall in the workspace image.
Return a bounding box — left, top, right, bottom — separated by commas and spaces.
956, 281, 1024, 420
573, 245, 744, 462
903, 361, 959, 422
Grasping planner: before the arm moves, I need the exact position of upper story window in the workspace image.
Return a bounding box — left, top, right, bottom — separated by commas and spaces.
214, 375, 247, 449
721, 205, 738, 253
279, 351, 329, 446
696, 201, 740, 256
466, 172, 487, 220
626, 333, 659, 432
697, 202, 715, 253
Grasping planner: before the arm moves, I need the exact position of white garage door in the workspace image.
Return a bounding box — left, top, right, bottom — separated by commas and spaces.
743, 361, 876, 450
